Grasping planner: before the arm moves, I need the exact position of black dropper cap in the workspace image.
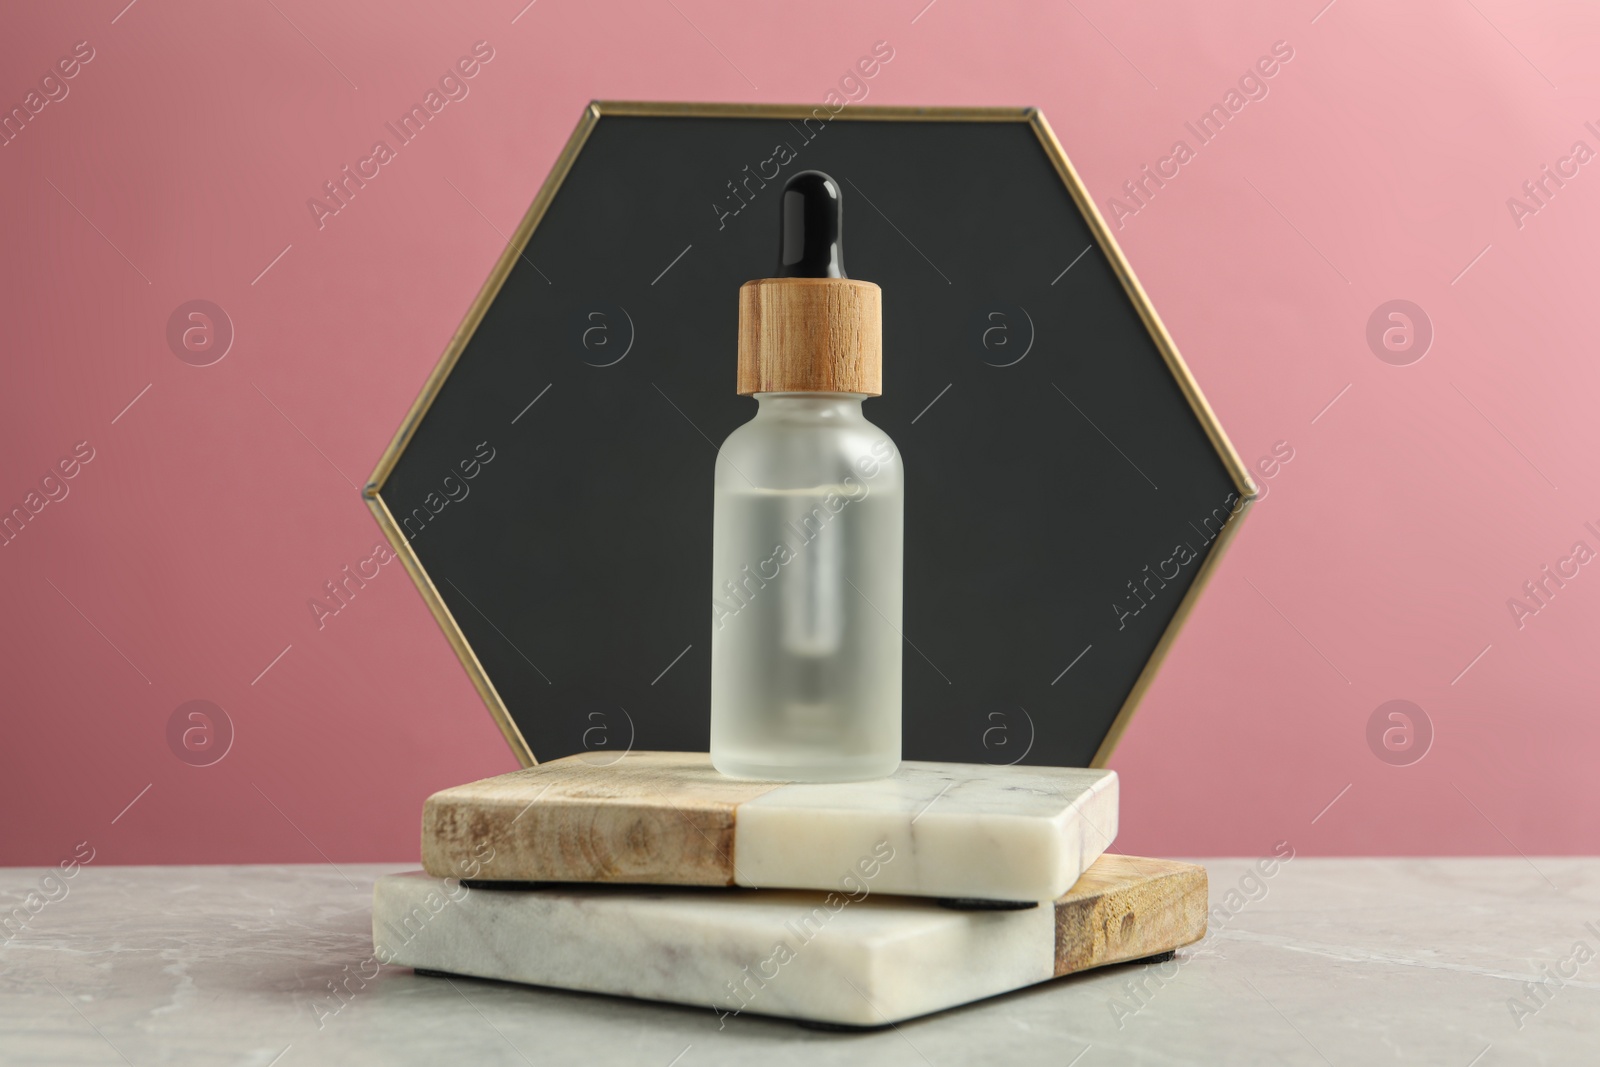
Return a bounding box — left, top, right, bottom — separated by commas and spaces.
777, 171, 846, 278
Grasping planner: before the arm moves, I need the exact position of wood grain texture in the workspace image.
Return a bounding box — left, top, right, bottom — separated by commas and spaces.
421, 752, 779, 886
421, 752, 1119, 900
737, 277, 882, 395
1054, 855, 1207, 974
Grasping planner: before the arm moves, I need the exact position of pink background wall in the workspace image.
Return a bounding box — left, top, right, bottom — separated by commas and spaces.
3, 0, 1596, 865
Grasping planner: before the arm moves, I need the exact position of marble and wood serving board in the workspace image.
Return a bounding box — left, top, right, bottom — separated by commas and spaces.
375, 854, 1206, 1027
422, 751, 1118, 902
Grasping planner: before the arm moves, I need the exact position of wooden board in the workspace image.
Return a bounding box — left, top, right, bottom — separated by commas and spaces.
1052, 855, 1208, 975
375, 854, 1207, 1027
421, 751, 1119, 902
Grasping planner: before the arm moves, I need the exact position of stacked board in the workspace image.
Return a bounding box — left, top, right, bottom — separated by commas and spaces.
377, 854, 1206, 1026
422, 751, 1120, 902
381, 752, 1207, 1025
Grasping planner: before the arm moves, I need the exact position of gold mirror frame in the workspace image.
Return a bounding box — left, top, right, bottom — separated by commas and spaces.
364, 101, 1256, 769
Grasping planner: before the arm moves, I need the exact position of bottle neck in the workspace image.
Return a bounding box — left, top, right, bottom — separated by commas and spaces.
752, 392, 867, 423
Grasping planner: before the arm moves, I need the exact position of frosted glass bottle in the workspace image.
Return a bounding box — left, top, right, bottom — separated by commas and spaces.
710, 392, 903, 781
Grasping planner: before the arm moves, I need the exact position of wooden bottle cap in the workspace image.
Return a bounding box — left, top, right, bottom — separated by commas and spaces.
737, 276, 882, 396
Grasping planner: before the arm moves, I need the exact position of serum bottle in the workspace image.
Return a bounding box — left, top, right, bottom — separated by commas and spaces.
710, 171, 904, 782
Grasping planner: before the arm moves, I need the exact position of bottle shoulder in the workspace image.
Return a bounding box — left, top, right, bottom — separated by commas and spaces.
716, 408, 902, 491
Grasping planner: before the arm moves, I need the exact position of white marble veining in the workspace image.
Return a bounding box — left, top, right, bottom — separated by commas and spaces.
375, 871, 1056, 1026
733, 763, 1118, 901
426, 755, 1118, 902
4, 860, 1600, 1065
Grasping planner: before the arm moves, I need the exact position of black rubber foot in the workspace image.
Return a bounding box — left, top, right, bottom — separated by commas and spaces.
935, 898, 1039, 911
461, 879, 547, 891
412, 968, 458, 978
796, 1018, 893, 1032
1133, 950, 1177, 965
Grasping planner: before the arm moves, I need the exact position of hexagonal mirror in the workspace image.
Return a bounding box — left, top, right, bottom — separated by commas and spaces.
367, 102, 1253, 769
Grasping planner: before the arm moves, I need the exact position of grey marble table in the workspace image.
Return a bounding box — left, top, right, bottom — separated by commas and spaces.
2, 858, 1595, 1066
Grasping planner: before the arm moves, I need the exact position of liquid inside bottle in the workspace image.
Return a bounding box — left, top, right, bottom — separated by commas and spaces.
709, 393, 903, 781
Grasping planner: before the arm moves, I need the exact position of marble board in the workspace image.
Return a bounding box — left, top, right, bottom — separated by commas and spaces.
374, 854, 1206, 1027
422, 751, 1119, 902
